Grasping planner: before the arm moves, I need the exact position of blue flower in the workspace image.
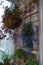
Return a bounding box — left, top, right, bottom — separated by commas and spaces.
17, 34, 24, 39
33, 25, 38, 33
25, 49, 30, 54
24, 37, 30, 40
31, 34, 37, 41
23, 43, 28, 48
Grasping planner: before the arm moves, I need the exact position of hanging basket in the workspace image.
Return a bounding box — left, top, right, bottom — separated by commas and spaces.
3, 12, 22, 29
3, 5, 22, 29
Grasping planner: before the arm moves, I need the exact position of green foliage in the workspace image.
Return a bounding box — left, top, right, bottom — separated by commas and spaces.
22, 21, 34, 37
21, 21, 34, 48
25, 58, 38, 65
27, 39, 33, 48
3, 4, 22, 29
4, 6, 11, 14
13, 4, 19, 11
0, 62, 3, 65
1, 52, 11, 64
13, 4, 20, 17
14, 49, 26, 59
4, 4, 20, 17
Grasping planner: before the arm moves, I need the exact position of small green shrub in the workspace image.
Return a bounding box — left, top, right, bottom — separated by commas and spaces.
14, 49, 26, 59
25, 58, 38, 65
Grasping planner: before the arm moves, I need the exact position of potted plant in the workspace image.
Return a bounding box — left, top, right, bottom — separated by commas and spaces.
3, 4, 22, 29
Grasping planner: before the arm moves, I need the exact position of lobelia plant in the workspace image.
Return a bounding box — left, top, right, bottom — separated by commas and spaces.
21, 21, 34, 49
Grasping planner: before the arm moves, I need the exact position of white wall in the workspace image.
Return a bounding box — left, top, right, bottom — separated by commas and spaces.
39, 0, 43, 65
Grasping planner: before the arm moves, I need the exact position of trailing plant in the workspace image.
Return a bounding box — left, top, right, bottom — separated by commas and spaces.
22, 21, 34, 37
21, 21, 34, 48
14, 49, 26, 59
3, 4, 22, 29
